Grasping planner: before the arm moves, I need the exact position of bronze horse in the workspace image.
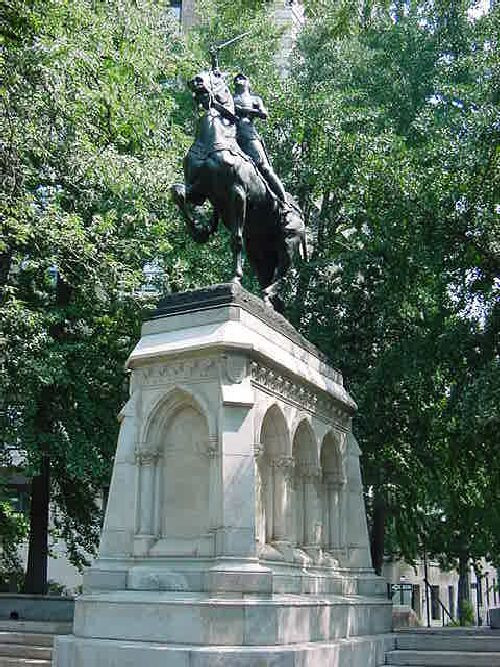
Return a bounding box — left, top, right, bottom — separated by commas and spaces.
171, 69, 305, 309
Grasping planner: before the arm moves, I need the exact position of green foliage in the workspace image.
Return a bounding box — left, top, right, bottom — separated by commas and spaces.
0, 0, 282, 579
1, 0, 191, 571
458, 599, 475, 626
277, 0, 499, 568
0, 492, 28, 587
1, 0, 497, 584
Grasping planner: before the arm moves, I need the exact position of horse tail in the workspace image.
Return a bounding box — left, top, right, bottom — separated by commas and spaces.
208, 208, 219, 235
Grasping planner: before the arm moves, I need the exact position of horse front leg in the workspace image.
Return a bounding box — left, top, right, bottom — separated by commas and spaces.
171, 183, 191, 222
262, 239, 292, 311
229, 185, 246, 283
171, 183, 217, 243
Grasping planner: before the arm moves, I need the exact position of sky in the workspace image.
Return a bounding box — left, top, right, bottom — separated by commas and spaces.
468, 0, 491, 19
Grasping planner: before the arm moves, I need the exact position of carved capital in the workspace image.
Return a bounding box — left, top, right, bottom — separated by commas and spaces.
323, 472, 346, 488
271, 456, 295, 482
253, 442, 265, 460
135, 450, 160, 465
298, 463, 321, 480
271, 455, 294, 470
206, 436, 219, 459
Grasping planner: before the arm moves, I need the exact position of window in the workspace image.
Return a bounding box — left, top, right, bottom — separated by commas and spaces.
170, 0, 181, 21
448, 585, 455, 618
5, 484, 29, 514
431, 585, 441, 620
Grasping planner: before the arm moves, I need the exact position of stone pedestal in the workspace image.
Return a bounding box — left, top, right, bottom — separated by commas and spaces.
54, 284, 393, 666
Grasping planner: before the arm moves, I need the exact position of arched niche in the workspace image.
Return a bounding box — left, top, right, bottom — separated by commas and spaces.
257, 404, 291, 545
141, 384, 216, 446
260, 403, 289, 458
136, 387, 215, 556
292, 420, 321, 548
320, 431, 346, 553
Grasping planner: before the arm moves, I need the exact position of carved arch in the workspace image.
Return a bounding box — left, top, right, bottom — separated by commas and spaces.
258, 402, 290, 457
292, 418, 318, 468
134, 384, 215, 557
256, 403, 292, 545
141, 384, 216, 452
292, 419, 320, 548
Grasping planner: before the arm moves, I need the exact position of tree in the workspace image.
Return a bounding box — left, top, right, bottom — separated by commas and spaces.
0, 0, 283, 593
271, 0, 499, 589
0, 0, 190, 593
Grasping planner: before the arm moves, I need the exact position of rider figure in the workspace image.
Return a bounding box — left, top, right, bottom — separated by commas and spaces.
233, 73, 288, 204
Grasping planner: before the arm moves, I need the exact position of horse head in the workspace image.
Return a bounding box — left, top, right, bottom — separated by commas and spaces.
189, 69, 234, 112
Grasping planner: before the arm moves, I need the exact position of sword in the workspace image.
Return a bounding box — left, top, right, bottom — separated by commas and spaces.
210, 31, 250, 71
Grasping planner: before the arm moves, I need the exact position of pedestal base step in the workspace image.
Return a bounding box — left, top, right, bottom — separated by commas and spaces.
67, 590, 392, 647
54, 633, 395, 667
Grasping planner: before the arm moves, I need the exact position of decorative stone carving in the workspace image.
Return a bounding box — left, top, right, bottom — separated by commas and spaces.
134, 356, 219, 386
271, 455, 293, 468
297, 462, 321, 480
253, 442, 264, 461
250, 360, 349, 426
222, 353, 247, 384
135, 450, 160, 465
323, 471, 346, 488
206, 436, 219, 459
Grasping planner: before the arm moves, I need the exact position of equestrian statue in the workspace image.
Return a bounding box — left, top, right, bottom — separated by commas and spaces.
171, 36, 305, 310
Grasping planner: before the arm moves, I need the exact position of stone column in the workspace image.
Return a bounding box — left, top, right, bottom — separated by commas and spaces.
207, 435, 219, 532
338, 479, 347, 550
322, 476, 332, 550
303, 465, 321, 547
324, 473, 345, 550
253, 443, 265, 545
292, 470, 304, 546
153, 452, 163, 538
137, 451, 157, 537
271, 456, 294, 541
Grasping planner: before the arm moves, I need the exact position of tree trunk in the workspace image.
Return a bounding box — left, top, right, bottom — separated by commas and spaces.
457, 551, 470, 626
23, 274, 71, 594
370, 490, 385, 575
23, 454, 50, 594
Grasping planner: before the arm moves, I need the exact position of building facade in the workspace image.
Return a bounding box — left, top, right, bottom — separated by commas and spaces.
384, 558, 499, 627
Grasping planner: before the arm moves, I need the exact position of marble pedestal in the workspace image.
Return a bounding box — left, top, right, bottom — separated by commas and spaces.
54, 284, 393, 666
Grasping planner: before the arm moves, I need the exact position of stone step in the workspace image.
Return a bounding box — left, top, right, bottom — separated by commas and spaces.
386, 649, 500, 666
0, 659, 51, 667
0, 646, 51, 661
0, 622, 71, 635
396, 633, 500, 652
73, 590, 392, 646
0, 634, 53, 648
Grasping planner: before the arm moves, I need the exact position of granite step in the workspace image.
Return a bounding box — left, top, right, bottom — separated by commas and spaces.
396, 633, 500, 652
386, 649, 500, 666
0, 659, 51, 667
0, 622, 71, 635
0, 635, 53, 648
0, 646, 51, 662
